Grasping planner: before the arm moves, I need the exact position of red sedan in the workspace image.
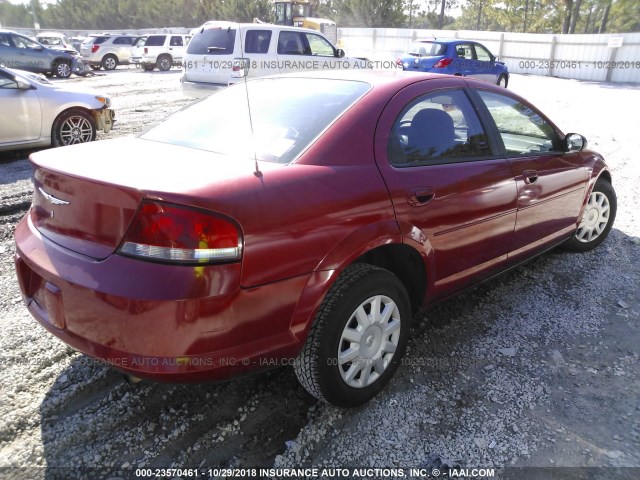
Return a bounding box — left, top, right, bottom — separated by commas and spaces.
14, 72, 616, 407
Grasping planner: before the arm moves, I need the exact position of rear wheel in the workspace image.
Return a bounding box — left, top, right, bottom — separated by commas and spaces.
52, 109, 96, 147
565, 178, 616, 252
294, 264, 410, 407
157, 55, 172, 71
54, 60, 72, 78
102, 54, 118, 71
497, 74, 508, 88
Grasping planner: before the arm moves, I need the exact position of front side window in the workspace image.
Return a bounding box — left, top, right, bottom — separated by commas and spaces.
477, 90, 560, 155
474, 44, 493, 62
114, 36, 135, 45
187, 28, 236, 55
245, 30, 272, 54
306, 33, 334, 56
141, 78, 370, 164
12, 34, 40, 49
388, 89, 491, 166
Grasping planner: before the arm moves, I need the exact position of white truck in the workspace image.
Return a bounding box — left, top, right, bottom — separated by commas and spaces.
131, 34, 191, 72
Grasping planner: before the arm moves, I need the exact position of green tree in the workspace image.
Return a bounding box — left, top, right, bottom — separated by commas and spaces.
333, 0, 406, 27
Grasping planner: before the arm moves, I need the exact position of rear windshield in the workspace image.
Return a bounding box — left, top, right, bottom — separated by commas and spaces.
187, 28, 236, 55
409, 42, 447, 57
145, 35, 166, 47
140, 78, 370, 164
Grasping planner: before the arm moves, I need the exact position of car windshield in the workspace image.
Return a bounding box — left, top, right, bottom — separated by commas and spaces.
140, 77, 370, 164
408, 42, 446, 57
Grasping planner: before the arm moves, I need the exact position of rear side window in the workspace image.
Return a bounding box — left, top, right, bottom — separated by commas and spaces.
170, 36, 184, 47
245, 30, 271, 54
187, 28, 236, 55
145, 36, 166, 47
91, 36, 110, 45
408, 42, 446, 57
388, 89, 491, 166
277, 31, 306, 55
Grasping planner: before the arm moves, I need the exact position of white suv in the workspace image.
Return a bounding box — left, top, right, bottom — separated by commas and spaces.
80, 34, 137, 70
181, 22, 366, 98
131, 34, 191, 72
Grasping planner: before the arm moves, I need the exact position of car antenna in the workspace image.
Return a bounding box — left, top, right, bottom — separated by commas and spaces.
238, 26, 262, 178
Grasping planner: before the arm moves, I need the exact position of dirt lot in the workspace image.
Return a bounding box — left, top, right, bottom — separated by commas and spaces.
0, 68, 639, 480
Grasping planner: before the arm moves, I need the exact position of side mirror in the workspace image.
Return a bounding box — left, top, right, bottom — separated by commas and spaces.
16, 79, 33, 90
565, 133, 587, 152
336, 48, 345, 58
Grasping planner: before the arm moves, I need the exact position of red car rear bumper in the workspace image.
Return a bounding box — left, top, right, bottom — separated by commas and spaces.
14, 214, 310, 382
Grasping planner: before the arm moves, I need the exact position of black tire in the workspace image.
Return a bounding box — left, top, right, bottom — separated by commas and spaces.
102, 54, 118, 71
157, 55, 172, 71
294, 264, 411, 407
142, 64, 155, 72
53, 60, 72, 78
565, 178, 616, 252
497, 74, 508, 88
52, 109, 97, 147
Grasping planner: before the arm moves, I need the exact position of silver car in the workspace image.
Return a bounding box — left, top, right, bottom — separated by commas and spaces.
80, 34, 137, 70
0, 67, 115, 152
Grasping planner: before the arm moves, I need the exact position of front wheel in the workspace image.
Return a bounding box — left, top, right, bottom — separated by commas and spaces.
52, 109, 97, 147
497, 74, 508, 88
294, 264, 410, 407
54, 60, 72, 78
565, 178, 616, 252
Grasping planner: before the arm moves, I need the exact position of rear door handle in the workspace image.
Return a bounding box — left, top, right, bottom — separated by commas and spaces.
523, 169, 538, 184
407, 187, 435, 206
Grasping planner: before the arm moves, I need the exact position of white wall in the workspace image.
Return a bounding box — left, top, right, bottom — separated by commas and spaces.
338, 28, 640, 84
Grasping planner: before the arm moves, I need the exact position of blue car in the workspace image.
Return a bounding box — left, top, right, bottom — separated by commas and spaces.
398, 39, 509, 87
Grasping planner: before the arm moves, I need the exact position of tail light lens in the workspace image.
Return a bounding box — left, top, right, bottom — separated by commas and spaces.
91, 44, 100, 53
231, 58, 249, 78
119, 201, 242, 264
433, 57, 453, 68
144, 47, 148, 54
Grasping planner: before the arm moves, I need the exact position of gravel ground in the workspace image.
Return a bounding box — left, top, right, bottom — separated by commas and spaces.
0, 69, 639, 480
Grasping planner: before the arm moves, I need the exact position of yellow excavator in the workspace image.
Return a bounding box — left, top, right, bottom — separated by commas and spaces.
273, 1, 337, 45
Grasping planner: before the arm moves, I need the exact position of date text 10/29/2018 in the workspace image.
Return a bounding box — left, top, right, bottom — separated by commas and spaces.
519, 60, 640, 70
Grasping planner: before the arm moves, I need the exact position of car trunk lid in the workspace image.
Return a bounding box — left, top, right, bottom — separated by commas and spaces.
29, 137, 277, 260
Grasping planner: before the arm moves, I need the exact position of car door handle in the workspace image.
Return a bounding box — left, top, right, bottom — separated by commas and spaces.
523, 170, 538, 184
407, 187, 435, 206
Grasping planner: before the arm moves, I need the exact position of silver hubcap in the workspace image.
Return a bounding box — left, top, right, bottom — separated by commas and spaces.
105, 58, 116, 69
576, 191, 610, 243
337, 295, 401, 388
57, 63, 70, 77
60, 116, 93, 145
161, 58, 170, 69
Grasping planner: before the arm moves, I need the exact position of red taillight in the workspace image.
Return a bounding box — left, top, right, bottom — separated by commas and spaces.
91, 44, 100, 53
433, 57, 453, 68
144, 47, 148, 54
119, 201, 242, 264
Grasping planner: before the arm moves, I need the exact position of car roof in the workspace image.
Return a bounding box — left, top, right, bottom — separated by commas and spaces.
414, 38, 478, 44
194, 21, 332, 36
263, 69, 459, 88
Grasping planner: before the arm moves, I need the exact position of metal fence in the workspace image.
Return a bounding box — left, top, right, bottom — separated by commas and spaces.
338, 28, 640, 83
